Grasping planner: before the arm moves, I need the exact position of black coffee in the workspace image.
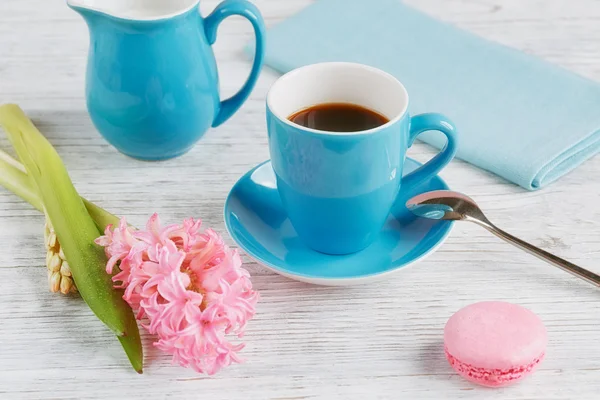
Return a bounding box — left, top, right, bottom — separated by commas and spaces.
288, 103, 389, 132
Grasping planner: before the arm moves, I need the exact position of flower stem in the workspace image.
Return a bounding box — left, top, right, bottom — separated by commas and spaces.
0, 148, 120, 231
0, 148, 43, 212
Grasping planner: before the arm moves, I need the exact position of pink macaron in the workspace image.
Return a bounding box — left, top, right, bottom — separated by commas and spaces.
444, 301, 547, 387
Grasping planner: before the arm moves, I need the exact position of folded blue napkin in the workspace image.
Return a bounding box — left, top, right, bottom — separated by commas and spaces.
247, 0, 600, 190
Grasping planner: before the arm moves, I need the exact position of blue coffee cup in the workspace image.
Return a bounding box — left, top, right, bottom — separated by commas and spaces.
266, 62, 458, 255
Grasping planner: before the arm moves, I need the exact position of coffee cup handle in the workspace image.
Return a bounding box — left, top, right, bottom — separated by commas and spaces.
204, 0, 266, 127
402, 113, 459, 192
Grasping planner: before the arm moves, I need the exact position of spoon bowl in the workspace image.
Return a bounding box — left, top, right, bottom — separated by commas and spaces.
406, 190, 486, 222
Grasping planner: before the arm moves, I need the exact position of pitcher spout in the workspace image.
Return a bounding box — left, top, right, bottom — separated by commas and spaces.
66, 0, 200, 22
67, 0, 101, 23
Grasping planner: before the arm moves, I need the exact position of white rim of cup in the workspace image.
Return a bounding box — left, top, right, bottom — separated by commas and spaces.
266, 62, 410, 136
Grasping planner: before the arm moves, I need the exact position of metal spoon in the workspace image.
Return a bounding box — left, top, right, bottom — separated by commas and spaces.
406, 190, 600, 287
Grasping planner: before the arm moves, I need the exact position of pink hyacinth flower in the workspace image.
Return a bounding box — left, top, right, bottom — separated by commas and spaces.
95, 214, 259, 375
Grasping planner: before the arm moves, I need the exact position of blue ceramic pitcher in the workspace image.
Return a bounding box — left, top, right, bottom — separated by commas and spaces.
68, 0, 265, 160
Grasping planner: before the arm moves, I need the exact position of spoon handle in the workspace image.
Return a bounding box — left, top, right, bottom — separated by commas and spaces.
481, 223, 600, 287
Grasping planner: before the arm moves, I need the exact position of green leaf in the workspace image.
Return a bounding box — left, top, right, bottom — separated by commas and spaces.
0, 104, 143, 373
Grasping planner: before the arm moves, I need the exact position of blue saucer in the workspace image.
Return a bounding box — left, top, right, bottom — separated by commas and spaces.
224, 158, 454, 286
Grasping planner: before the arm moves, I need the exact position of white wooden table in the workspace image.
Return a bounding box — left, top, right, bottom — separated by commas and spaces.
1, 0, 599, 399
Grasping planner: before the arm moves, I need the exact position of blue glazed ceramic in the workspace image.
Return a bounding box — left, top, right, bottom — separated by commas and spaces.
224, 159, 454, 286
68, 0, 265, 160
266, 62, 458, 255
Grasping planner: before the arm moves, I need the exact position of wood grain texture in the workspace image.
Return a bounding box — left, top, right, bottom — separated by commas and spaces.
1, 0, 599, 399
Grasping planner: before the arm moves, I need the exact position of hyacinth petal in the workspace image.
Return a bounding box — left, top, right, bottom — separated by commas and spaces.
146, 213, 160, 232
96, 213, 257, 375
105, 254, 123, 275
94, 233, 112, 247
157, 272, 188, 303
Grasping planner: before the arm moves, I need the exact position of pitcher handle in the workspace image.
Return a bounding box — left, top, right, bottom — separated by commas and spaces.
204, 0, 266, 127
